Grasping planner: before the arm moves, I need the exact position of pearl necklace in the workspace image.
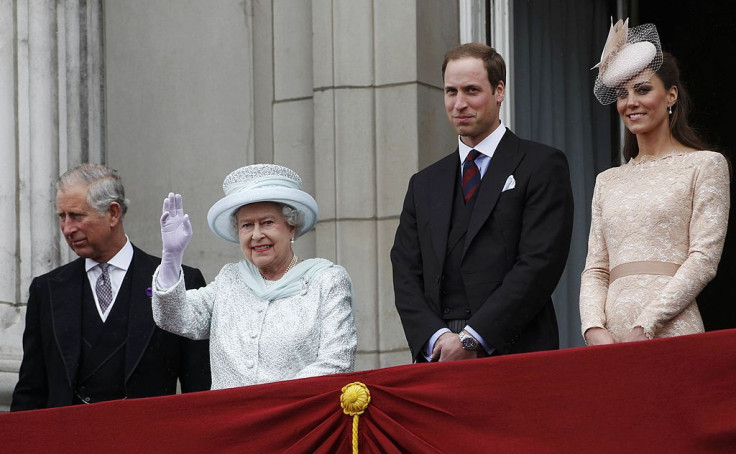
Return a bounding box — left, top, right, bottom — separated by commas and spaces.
284, 254, 299, 274
262, 254, 299, 282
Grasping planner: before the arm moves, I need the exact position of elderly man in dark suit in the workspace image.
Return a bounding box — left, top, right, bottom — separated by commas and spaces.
391, 43, 574, 362
11, 164, 210, 410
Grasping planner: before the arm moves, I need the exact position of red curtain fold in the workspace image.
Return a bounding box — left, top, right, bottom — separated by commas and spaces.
2, 329, 735, 453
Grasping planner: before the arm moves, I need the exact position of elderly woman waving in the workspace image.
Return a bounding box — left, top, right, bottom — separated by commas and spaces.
152, 164, 357, 390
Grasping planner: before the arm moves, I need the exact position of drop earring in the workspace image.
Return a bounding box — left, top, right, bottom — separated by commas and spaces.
290, 237, 295, 245
668, 105, 673, 115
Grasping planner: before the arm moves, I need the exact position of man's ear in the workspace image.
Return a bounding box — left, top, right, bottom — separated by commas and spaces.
108, 202, 123, 227
494, 80, 505, 103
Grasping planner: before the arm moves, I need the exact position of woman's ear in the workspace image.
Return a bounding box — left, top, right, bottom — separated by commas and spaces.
667, 84, 678, 107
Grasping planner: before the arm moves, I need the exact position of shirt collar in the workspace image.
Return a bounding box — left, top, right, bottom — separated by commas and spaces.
458, 120, 507, 162
85, 236, 133, 272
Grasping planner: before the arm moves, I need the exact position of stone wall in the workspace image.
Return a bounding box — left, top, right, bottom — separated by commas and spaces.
0, 0, 459, 410
104, 0, 458, 372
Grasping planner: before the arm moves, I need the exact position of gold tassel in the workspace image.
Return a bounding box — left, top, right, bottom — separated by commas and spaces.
340, 382, 371, 454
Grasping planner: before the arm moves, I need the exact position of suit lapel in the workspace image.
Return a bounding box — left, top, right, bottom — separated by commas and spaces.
124, 246, 157, 382
429, 152, 460, 263
464, 129, 524, 256
49, 259, 86, 389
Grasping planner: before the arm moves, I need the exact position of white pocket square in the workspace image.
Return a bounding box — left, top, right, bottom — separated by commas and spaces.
502, 175, 516, 192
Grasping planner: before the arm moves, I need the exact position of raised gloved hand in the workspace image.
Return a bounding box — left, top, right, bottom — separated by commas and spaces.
157, 193, 193, 289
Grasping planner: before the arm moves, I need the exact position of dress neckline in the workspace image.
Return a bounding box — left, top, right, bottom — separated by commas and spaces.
630, 149, 690, 165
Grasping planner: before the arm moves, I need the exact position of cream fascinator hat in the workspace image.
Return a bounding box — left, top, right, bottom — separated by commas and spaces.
592, 19, 663, 105
207, 164, 318, 243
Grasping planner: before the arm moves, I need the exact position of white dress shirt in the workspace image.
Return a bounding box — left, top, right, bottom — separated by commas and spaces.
458, 119, 507, 179
85, 237, 133, 322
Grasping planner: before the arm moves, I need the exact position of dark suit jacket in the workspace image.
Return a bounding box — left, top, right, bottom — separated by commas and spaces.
11, 245, 211, 411
391, 129, 574, 361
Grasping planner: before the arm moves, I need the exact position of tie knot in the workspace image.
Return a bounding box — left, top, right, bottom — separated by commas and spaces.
466, 149, 481, 163
99, 263, 110, 274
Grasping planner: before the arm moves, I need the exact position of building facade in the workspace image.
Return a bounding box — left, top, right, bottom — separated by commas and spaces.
1, 0, 477, 410
8, 0, 729, 412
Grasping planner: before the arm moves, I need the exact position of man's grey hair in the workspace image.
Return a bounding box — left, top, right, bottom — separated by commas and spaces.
230, 203, 303, 237
58, 163, 130, 216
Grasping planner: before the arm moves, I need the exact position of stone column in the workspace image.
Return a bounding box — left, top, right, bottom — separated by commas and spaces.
271, 0, 316, 260
0, 0, 104, 411
313, 0, 459, 370
0, 0, 22, 411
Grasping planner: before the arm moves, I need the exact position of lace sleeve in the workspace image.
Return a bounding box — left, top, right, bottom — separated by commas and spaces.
635, 152, 731, 336
579, 175, 611, 337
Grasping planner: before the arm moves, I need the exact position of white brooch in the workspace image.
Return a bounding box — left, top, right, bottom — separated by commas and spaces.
300, 277, 309, 295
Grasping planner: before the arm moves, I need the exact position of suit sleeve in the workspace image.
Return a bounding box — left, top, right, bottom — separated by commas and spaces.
391, 174, 450, 360
469, 148, 574, 353
177, 266, 211, 393
11, 278, 49, 411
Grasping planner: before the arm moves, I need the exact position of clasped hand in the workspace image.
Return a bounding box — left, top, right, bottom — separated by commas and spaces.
584, 326, 648, 345
431, 332, 480, 361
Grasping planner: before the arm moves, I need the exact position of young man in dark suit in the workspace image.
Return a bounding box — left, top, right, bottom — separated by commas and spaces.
391, 43, 574, 362
11, 164, 210, 410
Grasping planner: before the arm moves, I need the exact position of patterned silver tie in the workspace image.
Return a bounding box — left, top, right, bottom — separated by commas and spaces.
96, 263, 113, 312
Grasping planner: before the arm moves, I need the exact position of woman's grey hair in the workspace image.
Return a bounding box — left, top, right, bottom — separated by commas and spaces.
281, 205, 303, 230
57, 164, 130, 216
230, 203, 303, 236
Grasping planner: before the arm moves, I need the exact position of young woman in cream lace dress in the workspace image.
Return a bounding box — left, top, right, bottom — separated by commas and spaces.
581, 24, 730, 345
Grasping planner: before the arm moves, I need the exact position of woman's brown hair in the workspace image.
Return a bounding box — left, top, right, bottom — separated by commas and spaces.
622, 52, 710, 162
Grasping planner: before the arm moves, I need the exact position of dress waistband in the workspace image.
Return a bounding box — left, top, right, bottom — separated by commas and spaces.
609, 261, 680, 283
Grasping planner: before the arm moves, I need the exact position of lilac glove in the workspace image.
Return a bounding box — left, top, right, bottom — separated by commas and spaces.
157, 193, 193, 289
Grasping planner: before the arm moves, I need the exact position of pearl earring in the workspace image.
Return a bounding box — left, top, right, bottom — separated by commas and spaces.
290, 237, 295, 245
668, 105, 673, 115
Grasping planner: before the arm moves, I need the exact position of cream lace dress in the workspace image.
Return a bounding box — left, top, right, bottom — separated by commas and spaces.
580, 150, 730, 340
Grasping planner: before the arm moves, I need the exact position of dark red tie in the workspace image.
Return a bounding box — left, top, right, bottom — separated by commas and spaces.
462, 149, 481, 203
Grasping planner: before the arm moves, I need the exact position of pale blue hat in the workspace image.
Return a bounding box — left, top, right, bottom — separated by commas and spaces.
207, 164, 318, 243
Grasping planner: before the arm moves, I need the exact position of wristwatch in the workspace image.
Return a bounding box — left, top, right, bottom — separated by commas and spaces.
458, 331, 481, 351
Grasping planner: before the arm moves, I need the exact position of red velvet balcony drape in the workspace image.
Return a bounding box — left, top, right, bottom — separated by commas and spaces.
2, 329, 735, 453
